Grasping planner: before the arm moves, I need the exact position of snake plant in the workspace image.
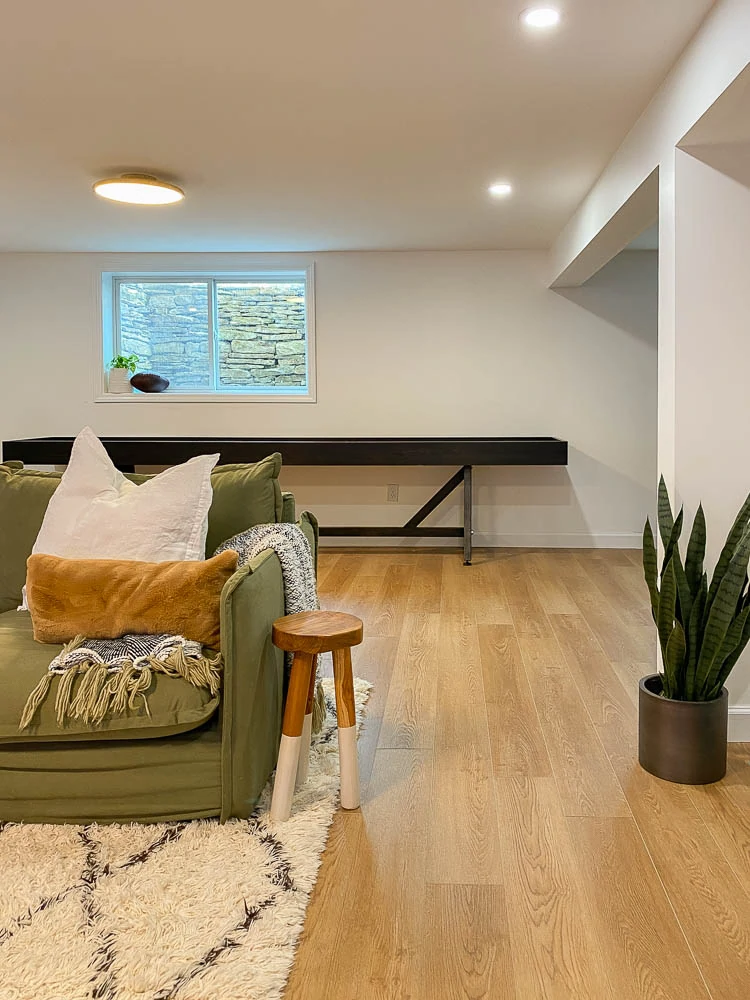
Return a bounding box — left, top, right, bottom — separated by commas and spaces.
643, 478, 750, 700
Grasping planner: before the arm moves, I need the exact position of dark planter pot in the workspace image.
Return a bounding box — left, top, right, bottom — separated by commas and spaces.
638, 674, 728, 784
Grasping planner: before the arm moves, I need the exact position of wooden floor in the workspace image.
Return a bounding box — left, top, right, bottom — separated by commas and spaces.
284, 548, 750, 1000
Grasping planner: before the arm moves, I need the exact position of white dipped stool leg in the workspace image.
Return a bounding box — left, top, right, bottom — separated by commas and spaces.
332, 647, 360, 810
270, 651, 314, 822
270, 735, 302, 822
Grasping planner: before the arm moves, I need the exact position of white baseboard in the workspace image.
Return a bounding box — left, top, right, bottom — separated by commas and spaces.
729, 707, 750, 742
472, 531, 643, 549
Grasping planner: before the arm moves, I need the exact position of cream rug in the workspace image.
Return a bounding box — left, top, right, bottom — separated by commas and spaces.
0, 677, 371, 1000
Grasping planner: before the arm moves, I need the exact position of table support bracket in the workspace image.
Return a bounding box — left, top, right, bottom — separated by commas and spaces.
319, 465, 474, 564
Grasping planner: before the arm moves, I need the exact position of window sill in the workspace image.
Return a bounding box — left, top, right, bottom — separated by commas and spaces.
95, 391, 316, 404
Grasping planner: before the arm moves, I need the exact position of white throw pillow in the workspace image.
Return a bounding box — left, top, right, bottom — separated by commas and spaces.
22, 427, 219, 608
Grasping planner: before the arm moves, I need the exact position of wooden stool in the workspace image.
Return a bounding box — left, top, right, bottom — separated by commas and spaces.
270, 611, 363, 822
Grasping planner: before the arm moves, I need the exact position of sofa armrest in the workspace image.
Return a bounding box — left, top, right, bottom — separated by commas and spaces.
281, 492, 296, 523
218, 549, 285, 820
298, 510, 319, 573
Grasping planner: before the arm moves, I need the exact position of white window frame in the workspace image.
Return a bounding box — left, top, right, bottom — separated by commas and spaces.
98, 264, 316, 402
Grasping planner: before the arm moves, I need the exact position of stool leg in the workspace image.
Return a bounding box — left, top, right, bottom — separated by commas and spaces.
332, 647, 360, 810
271, 651, 314, 822
296, 654, 317, 788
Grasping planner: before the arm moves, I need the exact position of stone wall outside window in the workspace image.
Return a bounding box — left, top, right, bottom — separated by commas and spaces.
118, 280, 307, 390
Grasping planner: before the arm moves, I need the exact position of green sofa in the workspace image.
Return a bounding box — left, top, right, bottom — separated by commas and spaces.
0, 456, 318, 824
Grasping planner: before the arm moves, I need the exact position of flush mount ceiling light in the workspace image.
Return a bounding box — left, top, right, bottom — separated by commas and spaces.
521, 6, 561, 29
488, 181, 513, 198
93, 173, 185, 205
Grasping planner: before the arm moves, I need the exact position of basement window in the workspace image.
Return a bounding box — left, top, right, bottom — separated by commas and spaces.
100, 267, 315, 401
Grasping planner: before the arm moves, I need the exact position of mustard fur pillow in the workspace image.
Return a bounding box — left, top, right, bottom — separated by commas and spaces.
26, 550, 239, 648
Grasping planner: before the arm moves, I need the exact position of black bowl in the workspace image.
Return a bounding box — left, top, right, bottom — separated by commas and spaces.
130, 373, 170, 393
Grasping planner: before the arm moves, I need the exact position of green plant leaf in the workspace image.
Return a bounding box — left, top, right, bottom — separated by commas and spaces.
702, 606, 750, 699
685, 574, 707, 700
665, 622, 686, 698
661, 507, 683, 572
695, 526, 750, 694
710, 609, 750, 698
672, 547, 692, 626
642, 519, 659, 623
657, 475, 674, 548
657, 557, 677, 691
705, 492, 750, 625
685, 504, 706, 597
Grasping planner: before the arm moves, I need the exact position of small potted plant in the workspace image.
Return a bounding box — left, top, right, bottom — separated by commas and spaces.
108, 354, 139, 394
640, 478, 750, 783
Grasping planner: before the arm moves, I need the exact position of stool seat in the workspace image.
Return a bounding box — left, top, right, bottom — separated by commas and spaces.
272, 610, 364, 654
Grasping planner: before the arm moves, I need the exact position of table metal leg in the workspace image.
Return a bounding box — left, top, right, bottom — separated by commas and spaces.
463, 465, 473, 565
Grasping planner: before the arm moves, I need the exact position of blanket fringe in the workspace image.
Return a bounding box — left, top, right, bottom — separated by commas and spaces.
312, 680, 326, 734
19, 647, 223, 730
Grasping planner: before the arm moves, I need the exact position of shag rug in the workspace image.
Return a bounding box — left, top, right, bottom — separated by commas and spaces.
0, 676, 371, 1000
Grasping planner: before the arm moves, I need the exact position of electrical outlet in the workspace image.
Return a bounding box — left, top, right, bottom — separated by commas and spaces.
387, 484, 399, 503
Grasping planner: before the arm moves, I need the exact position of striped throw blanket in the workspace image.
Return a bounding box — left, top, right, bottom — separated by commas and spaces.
20, 523, 321, 731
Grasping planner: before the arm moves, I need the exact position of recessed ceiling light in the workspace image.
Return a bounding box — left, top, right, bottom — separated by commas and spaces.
488, 182, 513, 198
93, 173, 185, 205
521, 6, 561, 29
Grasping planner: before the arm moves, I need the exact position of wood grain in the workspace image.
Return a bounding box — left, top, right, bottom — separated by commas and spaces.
407, 553, 443, 613
378, 611, 440, 749
519, 637, 630, 817
368, 562, 415, 636
498, 551, 554, 638
496, 777, 615, 999
567, 816, 711, 999
478, 624, 551, 777
287, 548, 750, 999
422, 885, 516, 999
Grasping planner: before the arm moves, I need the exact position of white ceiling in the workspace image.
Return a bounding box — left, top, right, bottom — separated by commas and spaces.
0, 0, 715, 252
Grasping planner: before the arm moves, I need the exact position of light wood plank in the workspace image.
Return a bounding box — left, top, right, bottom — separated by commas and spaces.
441, 553, 478, 617
406, 552, 444, 612
567, 816, 711, 1000
614, 759, 750, 1000
554, 552, 649, 662
479, 624, 551, 778
549, 613, 638, 761
422, 885, 516, 1000
496, 777, 615, 999
284, 811, 364, 998
519, 637, 630, 817
428, 740, 504, 884
367, 561, 415, 636
350, 635, 399, 790
379, 612, 440, 749
498, 551, 554, 638
314, 749, 431, 1000
470, 556, 514, 625
526, 550, 579, 615
576, 552, 652, 627
435, 612, 487, 751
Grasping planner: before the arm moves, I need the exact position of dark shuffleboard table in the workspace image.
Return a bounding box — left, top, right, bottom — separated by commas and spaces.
1, 436, 568, 565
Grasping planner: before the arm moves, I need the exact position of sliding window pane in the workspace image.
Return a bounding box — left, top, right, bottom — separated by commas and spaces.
216, 281, 307, 390
118, 281, 211, 389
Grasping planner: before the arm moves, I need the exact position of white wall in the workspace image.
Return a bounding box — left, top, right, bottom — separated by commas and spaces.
675, 150, 750, 707
0, 249, 656, 547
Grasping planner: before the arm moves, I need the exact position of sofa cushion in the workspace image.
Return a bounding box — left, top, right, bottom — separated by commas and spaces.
0, 465, 62, 614
0, 453, 283, 611
27, 550, 238, 646
0, 610, 220, 743
116, 455, 283, 556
